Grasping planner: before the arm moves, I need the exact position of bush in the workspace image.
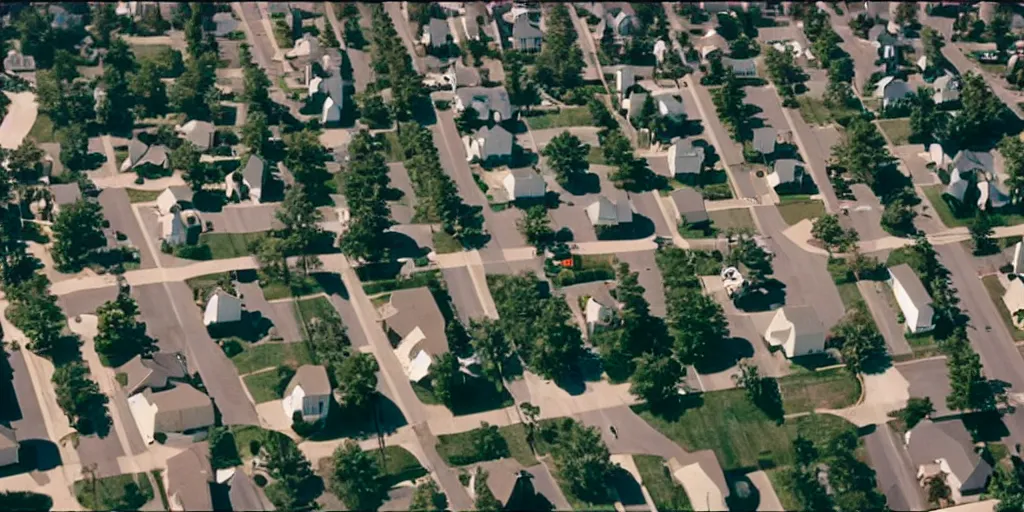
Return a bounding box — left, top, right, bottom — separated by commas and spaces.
253, 474, 268, 487
174, 244, 213, 260
221, 338, 243, 357
701, 183, 733, 200
154, 432, 167, 444
291, 411, 319, 437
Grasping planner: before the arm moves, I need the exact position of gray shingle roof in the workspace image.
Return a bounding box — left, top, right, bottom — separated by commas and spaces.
166, 442, 213, 512
670, 188, 708, 225
889, 264, 932, 308
952, 150, 994, 175
907, 420, 992, 490
752, 127, 776, 154
783, 305, 824, 337
228, 471, 275, 511
51, 183, 82, 206
654, 94, 685, 116
285, 364, 331, 397
512, 16, 543, 40
242, 155, 266, 188
0, 424, 16, 451
144, 383, 212, 413
384, 287, 449, 357
119, 353, 187, 394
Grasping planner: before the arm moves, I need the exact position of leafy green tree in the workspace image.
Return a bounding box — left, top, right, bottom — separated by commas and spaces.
713, 69, 747, 139
241, 60, 273, 117
990, 464, 1024, 512
57, 123, 90, 172
832, 117, 896, 187
898, 397, 935, 430
51, 200, 106, 272
1002, 135, 1024, 205
812, 214, 859, 257
170, 51, 218, 120
285, 129, 333, 204
431, 352, 460, 407
948, 72, 1007, 148
473, 468, 503, 510
262, 432, 316, 510
410, 479, 447, 511
667, 287, 729, 365
552, 423, 615, 501
532, 4, 584, 95
909, 87, 947, 144
358, 93, 392, 129
881, 198, 917, 236
517, 206, 554, 250
893, 2, 918, 27
53, 361, 109, 434
241, 110, 271, 157
339, 131, 394, 262
945, 334, 1002, 412
16, 7, 55, 69
208, 426, 242, 469
630, 352, 684, 407
733, 360, 784, 422
254, 235, 289, 284
470, 318, 512, 390
830, 304, 887, 374
105, 39, 138, 75
0, 491, 53, 511
94, 288, 157, 367
969, 210, 996, 255
276, 185, 325, 276
543, 131, 590, 185
530, 299, 585, 380
335, 352, 379, 410
824, 76, 854, 110
7, 140, 44, 184
130, 60, 169, 118
90, 3, 119, 47
330, 441, 386, 511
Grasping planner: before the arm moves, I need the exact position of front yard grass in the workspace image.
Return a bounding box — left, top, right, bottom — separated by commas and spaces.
922, 186, 1024, 229
436, 423, 537, 467
432, 230, 463, 254
130, 43, 172, 60
383, 130, 403, 163
293, 296, 340, 327
766, 468, 802, 511
198, 231, 269, 259
243, 369, 287, 403
778, 368, 861, 415
707, 207, 757, 233
28, 113, 56, 143
835, 281, 865, 309
525, 108, 596, 130
379, 446, 428, 488
634, 455, 692, 511
260, 274, 326, 301
126, 188, 162, 203
74, 473, 154, 511
982, 275, 1024, 341
777, 197, 826, 226
230, 341, 313, 374
634, 391, 858, 470
184, 272, 235, 301
587, 146, 607, 165
876, 118, 912, 145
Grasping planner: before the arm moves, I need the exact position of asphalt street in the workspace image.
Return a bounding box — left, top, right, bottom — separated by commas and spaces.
98, 189, 157, 269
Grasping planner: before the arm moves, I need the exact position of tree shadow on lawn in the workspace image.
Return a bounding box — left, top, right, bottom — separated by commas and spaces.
312, 272, 346, 297
609, 466, 646, 506
382, 231, 429, 260
308, 394, 408, 441
962, 410, 1010, 443
695, 337, 755, 374
596, 214, 656, 241
634, 393, 707, 423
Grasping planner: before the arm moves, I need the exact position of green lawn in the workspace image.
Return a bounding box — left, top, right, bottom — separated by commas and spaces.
777, 198, 826, 226
260, 274, 326, 300
835, 281, 865, 309
634, 391, 858, 470
432, 231, 463, 254
634, 455, 692, 512
923, 185, 1024, 229
708, 207, 757, 233
436, 423, 537, 467
184, 272, 235, 301
74, 473, 154, 511
982, 275, 1024, 341
379, 446, 428, 488
126, 189, 162, 203
587, 146, 607, 165
198, 231, 269, 259
231, 425, 296, 460
293, 296, 340, 327
28, 113, 56, 143
230, 342, 313, 374
765, 468, 801, 511
383, 131, 403, 163
151, 470, 169, 510
525, 108, 596, 130
243, 369, 286, 403
778, 368, 861, 414
130, 43, 172, 60
876, 118, 912, 145
796, 96, 833, 126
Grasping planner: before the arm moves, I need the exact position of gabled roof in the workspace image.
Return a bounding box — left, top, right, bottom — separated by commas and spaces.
874, 76, 913, 101
952, 150, 994, 175
945, 169, 970, 202
722, 56, 757, 74
177, 120, 216, 150
586, 196, 633, 225
119, 353, 187, 394
751, 127, 776, 154
51, 183, 82, 206
228, 471, 275, 511
384, 287, 449, 357
781, 305, 824, 338
285, 364, 331, 397
654, 94, 685, 116
0, 424, 16, 451
242, 155, 267, 188
166, 442, 214, 512
144, 383, 212, 413
512, 15, 543, 40
211, 12, 240, 37
3, 50, 36, 71
455, 86, 514, 121
1003, 277, 1024, 318
475, 125, 513, 152
426, 17, 451, 43
668, 139, 705, 174
163, 185, 194, 205
889, 264, 932, 308
771, 159, 801, 184
670, 188, 708, 224
933, 74, 956, 92
907, 420, 992, 489
506, 166, 545, 188
128, 138, 149, 166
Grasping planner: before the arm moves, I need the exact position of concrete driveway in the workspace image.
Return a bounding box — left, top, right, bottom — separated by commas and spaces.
202, 204, 280, 233
0, 92, 38, 150
442, 266, 486, 325
898, 357, 955, 419
58, 285, 120, 318
575, 406, 688, 461
99, 188, 158, 269
616, 250, 667, 318
857, 280, 913, 356
847, 184, 889, 242
630, 192, 673, 238
236, 281, 303, 343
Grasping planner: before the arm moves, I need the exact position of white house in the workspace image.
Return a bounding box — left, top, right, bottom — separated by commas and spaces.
764, 306, 825, 358
615, 67, 635, 100
160, 211, 187, 247
928, 143, 951, 167
586, 196, 633, 226
1013, 241, 1024, 275
668, 139, 705, 177
282, 365, 331, 423
203, 289, 244, 326
286, 33, 320, 59
465, 125, 513, 163
381, 288, 449, 382
668, 452, 731, 512
722, 56, 758, 77
653, 39, 668, 63
874, 76, 914, 108
932, 74, 960, 104
585, 287, 618, 335
157, 186, 194, 216
767, 159, 803, 189
889, 264, 935, 334
128, 384, 215, 444
226, 155, 267, 203
906, 420, 994, 504
503, 167, 546, 200
0, 425, 17, 467
1003, 278, 1024, 329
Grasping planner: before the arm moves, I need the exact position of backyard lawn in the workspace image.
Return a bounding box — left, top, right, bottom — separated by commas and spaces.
982, 276, 1024, 341
587, 146, 607, 165
835, 281, 865, 309
126, 189, 162, 203
230, 341, 313, 374
634, 455, 692, 512
777, 197, 826, 226
28, 113, 56, 143
707, 207, 757, 233
795, 96, 832, 126
260, 274, 326, 300
778, 368, 861, 414
130, 43, 172, 60
876, 118, 911, 145
184, 272, 235, 300
634, 390, 858, 470
432, 231, 462, 254
525, 108, 596, 130
436, 423, 537, 467
74, 473, 154, 511
766, 468, 801, 510
198, 231, 269, 259
383, 131, 403, 163
293, 296, 340, 327
243, 369, 287, 403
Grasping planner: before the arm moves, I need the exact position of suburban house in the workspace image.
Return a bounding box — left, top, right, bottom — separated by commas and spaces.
977, 178, 1011, 211
623, 91, 648, 120
286, 33, 321, 59
767, 159, 804, 189
1003, 278, 1024, 329
282, 364, 332, 423
511, 15, 543, 52
468, 458, 572, 511
698, 31, 727, 60
49, 183, 82, 217
226, 155, 268, 203
668, 451, 731, 512
670, 188, 709, 226
121, 138, 170, 172
203, 289, 244, 326
585, 286, 618, 335
503, 167, 547, 200
0, 425, 17, 467
1013, 241, 1024, 275
462, 3, 487, 41
175, 120, 216, 151
928, 143, 951, 167
586, 196, 633, 227
211, 11, 240, 37
160, 210, 188, 247
945, 169, 971, 205
118, 352, 187, 395
422, 18, 452, 48
906, 420, 993, 504
654, 39, 669, 63
615, 67, 635, 100
597, 3, 637, 38
49, 5, 83, 30
128, 383, 215, 444
318, 73, 345, 124
722, 56, 758, 77
157, 186, 194, 216
653, 94, 686, 120
667, 139, 705, 178
3, 50, 36, 73
381, 288, 449, 382
763, 305, 826, 358
952, 149, 995, 175
932, 74, 960, 104
443, 61, 481, 92
165, 443, 214, 511
889, 264, 935, 334
454, 86, 515, 122
465, 125, 514, 163
751, 126, 777, 155
873, 76, 914, 107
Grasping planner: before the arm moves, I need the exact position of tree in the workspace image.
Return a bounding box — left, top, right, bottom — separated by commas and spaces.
505, 50, 540, 108
733, 360, 784, 422
208, 426, 242, 469
57, 123, 90, 172
16, 7, 55, 69
909, 87, 945, 144
552, 423, 615, 501
241, 60, 273, 117
969, 210, 996, 255
90, 3, 118, 47
7, 140, 44, 183
473, 468, 503, 511
169, 52, 218, 120
727, 233, 775, 284
285, 129, 333, 203
431, 352, 460, 407
410, 479, 447, 511
0, 491, 54, 511
667, 287, 729, 365
811, 214, 859, 257
532, 4, 584, 95
276, 185, 325, 276
254, 236, 289, 284
945, 334, 1001, 412
339, 131, 394, 262
949, 72, 1006, 148
94, 287, 157, 367
832, 117, 896, 188
358, 93, 391, 129
713, 69, 747, 138
529, 299, 585, 380
630, 352, 684, 407
241, 110, 270, 156
892, 2, 918, 27
330, 441, 385, 511
53, 361, 109, 434
830, 305, 887, 374
262, 432, 316, 509
130, 60, 169, 119
899, 397, 935, 430
921, 27, 945, 69
335, 352, 378, 410
990, 464, 1024, 512
1002, 135, 1024, 206
542, 131, 590, 185
470, 318, 512, 388
517, 206, 554, 250
881, 198, 917, 236
51, 200, 106, 272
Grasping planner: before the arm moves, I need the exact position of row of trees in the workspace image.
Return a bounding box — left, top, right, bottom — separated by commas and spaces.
368, 5, 426, 119
533, 4, 585, 99
779, 431, 887, 510
338, 131, 395, 262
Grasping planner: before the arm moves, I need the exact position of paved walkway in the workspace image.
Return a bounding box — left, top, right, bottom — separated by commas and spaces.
0, 91, 38, 150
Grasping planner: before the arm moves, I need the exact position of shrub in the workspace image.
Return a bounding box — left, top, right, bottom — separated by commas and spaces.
253, 474, 268, 487
174, 244, 213, 260
221, 338, 243, 357
291, 411, 319, 437
154, 432, 167, 444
